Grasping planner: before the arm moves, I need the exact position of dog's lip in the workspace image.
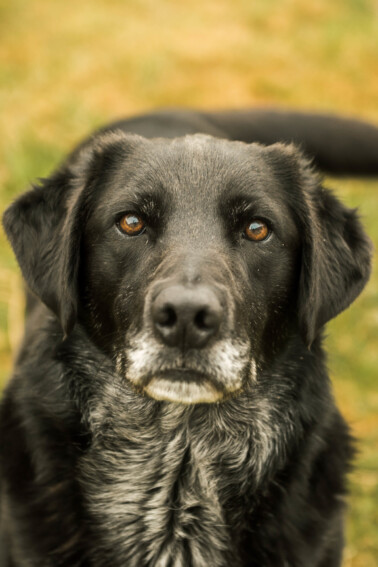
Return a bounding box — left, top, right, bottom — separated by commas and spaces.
126, 364, 245, 403
142, 368, 224, 390
153, 368, 209, 381
142, 369, 226, 404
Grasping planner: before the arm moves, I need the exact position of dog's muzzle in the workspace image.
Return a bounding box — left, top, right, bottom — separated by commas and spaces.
120, 282, 253, 404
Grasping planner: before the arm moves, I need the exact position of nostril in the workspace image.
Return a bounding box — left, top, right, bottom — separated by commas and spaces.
194, 309, 206, 330
194, 308, 217, 331
155, 306, 177, 328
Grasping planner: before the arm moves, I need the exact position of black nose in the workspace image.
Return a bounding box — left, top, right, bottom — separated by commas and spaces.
151, 285, 222, 349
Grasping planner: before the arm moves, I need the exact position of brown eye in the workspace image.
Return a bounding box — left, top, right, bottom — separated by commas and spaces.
245, 219, 269, 242
118, 213, 145, 236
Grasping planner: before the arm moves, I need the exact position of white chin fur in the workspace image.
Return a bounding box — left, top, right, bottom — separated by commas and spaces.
144, 378, 227, 404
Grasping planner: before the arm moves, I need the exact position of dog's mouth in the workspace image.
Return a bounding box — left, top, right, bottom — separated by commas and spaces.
120, 333, 253, 404
142, 368, 229, 404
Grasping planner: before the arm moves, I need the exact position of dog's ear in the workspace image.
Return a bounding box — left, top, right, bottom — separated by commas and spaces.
2, 131, 134, 336
264, 144, 372, 347
297, 183, 372, 346
3, 154, 93, 336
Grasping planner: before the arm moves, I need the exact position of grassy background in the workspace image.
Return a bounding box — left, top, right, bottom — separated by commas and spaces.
0, 0, 377, 564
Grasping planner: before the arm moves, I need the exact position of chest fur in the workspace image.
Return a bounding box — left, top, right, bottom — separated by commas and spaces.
79, 411, 256, 567
77, 372, 295, 567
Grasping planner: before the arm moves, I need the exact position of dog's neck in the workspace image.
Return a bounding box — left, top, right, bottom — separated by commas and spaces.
57, 324, 330, 566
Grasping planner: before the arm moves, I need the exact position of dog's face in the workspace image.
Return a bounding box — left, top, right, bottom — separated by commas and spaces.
3, 132, 372, 404
80, 135, 302, 403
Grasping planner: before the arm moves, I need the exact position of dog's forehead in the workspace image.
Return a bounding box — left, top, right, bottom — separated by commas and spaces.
137, 134, 274, 193
92, 133, 292, 219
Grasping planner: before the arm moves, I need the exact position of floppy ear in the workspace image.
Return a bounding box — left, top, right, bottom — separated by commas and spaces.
3, 158, 91, 336
2, 131, 133, 335
264, 143, 372, 346
297, 182, 372, 346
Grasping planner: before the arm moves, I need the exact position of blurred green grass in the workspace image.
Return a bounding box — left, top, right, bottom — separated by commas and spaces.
0, 1, 377, 565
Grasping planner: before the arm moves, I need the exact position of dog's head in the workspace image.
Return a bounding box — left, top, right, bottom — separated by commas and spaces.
3, 132, 372, 403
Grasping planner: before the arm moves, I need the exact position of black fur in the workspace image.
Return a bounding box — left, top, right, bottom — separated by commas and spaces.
1, 109, 376, 566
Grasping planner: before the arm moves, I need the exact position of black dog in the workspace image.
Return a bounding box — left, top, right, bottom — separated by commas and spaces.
1, 109, 378, 567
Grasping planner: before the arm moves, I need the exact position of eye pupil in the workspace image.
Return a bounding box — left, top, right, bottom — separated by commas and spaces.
245, 220, 269, 241
118, 213, 145, 236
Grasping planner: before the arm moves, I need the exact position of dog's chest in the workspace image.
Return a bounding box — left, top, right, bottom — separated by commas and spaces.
79, 406, 245, 567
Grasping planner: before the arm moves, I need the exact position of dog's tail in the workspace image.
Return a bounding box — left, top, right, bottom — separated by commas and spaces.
201, 109, 378, 176
96, 108, 378, 177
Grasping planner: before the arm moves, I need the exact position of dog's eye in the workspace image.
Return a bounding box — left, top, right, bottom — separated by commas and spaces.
118, 213, 145, 236
245, 219, 269, 242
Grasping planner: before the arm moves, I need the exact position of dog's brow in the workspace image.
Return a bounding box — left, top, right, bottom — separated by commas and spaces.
131, 192, 163, 217
97, 188, 166, 220
222, 194, 278, 221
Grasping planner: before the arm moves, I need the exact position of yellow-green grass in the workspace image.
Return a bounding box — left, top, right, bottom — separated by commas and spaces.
0, 0, 377, 565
